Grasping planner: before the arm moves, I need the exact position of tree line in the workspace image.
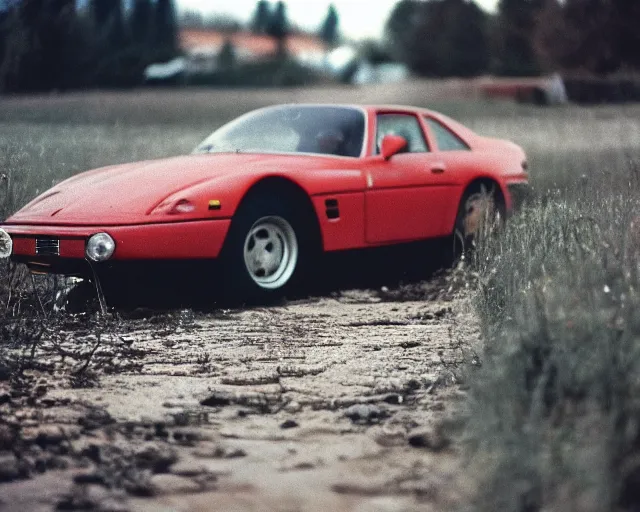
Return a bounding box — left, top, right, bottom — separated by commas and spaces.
249, 0, 339, 55
386, 0, 640, 77
0, 0, 341, 92
1, 0, 639, 93
0, 0, 179, 93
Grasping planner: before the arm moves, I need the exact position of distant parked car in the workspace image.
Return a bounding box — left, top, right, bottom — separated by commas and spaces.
0, 104, 529, 303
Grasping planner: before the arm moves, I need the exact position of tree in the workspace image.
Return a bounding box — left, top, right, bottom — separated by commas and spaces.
449, 0, 490, 76
251, 0, 270, 34
128, 0, 155, 83
0, 7, 9, 68
0, 2, 32, 92
154, 0, 178, 62
87, 0, 129, 86
385, 0, 419, 67
91, 0, 110, 28
535, 0, 640, 75
494, 0, 545, 76
0, 0, 88, 92
615, 0, 640, 70
218, 39, 236, 71
320, 4, 339, 47
41, 0, 86, 89
560, 0, 620, 74
267, 1, 288, 57
89, 0, 126, 50
108, 0, 125, 49
131, 0, 153, 48
385, 0, 490, 77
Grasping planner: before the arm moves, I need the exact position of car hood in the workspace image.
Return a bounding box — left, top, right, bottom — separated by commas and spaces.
7, 153, 346, 226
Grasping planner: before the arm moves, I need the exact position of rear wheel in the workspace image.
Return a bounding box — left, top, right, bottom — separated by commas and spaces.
452, 182, 504, 261
220, 194, 318, 302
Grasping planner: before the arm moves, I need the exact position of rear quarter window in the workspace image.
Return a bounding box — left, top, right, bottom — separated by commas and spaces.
425, 117, 470, 151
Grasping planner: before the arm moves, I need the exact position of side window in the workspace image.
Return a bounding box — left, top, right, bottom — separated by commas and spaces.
376, 114, 429, 154
425, 117, 470, 151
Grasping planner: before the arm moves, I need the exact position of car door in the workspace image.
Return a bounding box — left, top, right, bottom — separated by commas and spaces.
365, 112, 457, 244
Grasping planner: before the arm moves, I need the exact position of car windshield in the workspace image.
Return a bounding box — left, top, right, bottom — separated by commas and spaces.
194, 105, 366, 158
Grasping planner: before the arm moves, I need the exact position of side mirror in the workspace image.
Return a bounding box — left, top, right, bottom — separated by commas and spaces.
380, 134, 408, 160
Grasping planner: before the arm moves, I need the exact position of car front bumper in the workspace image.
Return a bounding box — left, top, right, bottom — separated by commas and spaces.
1, 218, 231, 275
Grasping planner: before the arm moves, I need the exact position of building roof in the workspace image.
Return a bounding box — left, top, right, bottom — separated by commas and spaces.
180, 29, 327, 58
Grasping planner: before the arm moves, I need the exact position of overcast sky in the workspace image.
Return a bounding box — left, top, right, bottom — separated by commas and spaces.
177, 0, 499, 40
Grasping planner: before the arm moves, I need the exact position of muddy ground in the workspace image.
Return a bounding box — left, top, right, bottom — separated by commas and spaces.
0, 272, 480, 512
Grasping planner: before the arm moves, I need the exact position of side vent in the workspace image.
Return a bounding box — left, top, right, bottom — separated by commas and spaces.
325, 198, 340, 220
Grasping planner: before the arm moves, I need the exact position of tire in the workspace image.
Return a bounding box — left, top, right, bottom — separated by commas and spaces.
452, 182, 504, 262
220, 193, 318, 302
53, 278, 100, 313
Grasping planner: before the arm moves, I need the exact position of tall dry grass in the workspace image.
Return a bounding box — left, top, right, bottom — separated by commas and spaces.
463, 112, 640, 510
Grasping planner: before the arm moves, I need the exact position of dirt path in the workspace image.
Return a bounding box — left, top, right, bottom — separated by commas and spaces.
0, 286, 480, 512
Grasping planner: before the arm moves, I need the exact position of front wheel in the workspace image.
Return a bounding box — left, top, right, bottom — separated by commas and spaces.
243, 215, 299, 290
220, 196, 317, 302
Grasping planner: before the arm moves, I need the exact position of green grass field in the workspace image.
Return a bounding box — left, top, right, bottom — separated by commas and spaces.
2, 85, 640, 510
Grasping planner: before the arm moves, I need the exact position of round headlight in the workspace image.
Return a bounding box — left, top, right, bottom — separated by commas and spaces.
0, 229, 12, 259
86, 232, 115, 262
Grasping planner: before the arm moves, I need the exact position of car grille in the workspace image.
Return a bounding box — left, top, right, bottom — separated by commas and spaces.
35, 237, 60, 256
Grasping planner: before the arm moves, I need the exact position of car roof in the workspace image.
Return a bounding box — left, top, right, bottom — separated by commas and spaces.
362, 105, 432, 115
269, 103, 436, 116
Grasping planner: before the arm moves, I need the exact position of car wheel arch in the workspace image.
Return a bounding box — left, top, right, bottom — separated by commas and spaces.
233, 176, 323, 252
447, 176, 506, 236
459, 177, 506, 215
444, 176, 507, 262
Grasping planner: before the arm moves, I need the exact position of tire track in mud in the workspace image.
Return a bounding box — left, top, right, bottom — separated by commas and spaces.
1, 287, 481, 512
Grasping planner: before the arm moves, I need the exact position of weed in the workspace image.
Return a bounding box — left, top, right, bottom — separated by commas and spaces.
196, 351, 211, 367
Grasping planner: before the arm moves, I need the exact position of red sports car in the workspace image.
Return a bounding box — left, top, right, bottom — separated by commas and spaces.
0, 105, 528, 301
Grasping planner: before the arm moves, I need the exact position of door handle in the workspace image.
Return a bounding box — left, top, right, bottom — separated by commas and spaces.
431, 163, 446, 174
